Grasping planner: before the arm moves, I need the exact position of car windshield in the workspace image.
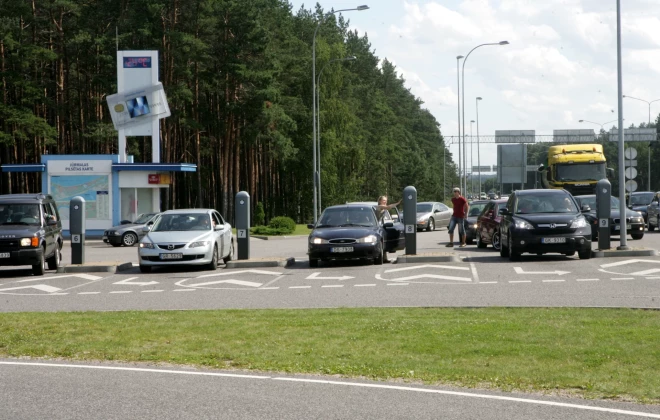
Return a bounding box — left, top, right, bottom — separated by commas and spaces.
152, 213, 211, 231
134, 213, 156, 224
0, 203, 41, 225
630, 193, 654, 205
317, 207, 376, 227
556, 162, 606, 181
515, 193, 578, 214
468, 203, 487, 217
416, 204, 432, 212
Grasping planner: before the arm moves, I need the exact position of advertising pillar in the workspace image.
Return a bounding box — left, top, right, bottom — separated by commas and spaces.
70, 196, 86, 264
596, 179, 612, 250
403, 186, 417, 255
235, 191, 250, 260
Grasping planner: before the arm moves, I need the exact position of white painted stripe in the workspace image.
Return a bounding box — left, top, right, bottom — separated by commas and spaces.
612, 278, 634, 281
630, 268, 660, 276
141, 290, 164, 293
479, 281, 498, 284
321, 285, 343, 288
259, 287, 279, 290
576, 279, 599, 282
2, 361, 658, 419
354, 284, 376, 287
470, 262, 479, 283
385, 264, 470, 273
289, 286, 311, 289
173, 289, 196, 292
542, 280, 565, 283
50, 293, 68, 295
109, 291, 132, 294
78, 292, 101, 295
600, 259, 659, 268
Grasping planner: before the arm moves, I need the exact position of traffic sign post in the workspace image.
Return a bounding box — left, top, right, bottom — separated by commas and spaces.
596, 179, 612, 250
70, 196, 86, 264
403, 186, 417, 255
235, 191, 250, 260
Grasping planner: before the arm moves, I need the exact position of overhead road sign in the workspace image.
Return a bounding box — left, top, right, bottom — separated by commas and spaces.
609, 128, 658, 142
495, 130, 535, 143
553, 129, 596, 143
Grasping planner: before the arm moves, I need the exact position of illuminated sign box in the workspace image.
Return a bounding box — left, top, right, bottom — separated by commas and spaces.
106, 82, 170, 130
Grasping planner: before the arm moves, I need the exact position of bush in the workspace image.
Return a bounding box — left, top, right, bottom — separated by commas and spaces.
254, 202, 265, 226
250, 215, 296, 236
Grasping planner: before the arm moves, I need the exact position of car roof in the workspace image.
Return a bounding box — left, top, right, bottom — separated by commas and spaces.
417, 201, 440, 205
0, 193, 53, 202
514, 189, 570, 197
469, 200, 489, 204
331, 203, 376, 209
161, 208, 214, 214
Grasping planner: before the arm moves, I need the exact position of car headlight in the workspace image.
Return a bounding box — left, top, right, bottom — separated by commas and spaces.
109, 231, 120, 236
472, 223, 478, 229
310, 237, 328, 244
357, 235, 377, 244
513, 219, 533, 229
189, 241, 209, 248
631, 217, 644, 223
416, 217, 426, 223
139, 242, 155, 249
20, 237, 39, 247
570, 217, 588, 228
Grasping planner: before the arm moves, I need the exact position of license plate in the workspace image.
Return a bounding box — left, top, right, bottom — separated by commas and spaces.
541, 237, 566, 244
0, 252, 9, 258
160, 253, 183, 260
330, 247, 354, 253
614, 225, 631, 230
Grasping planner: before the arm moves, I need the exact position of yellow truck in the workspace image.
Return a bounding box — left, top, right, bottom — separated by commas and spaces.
538, 144, 609, 196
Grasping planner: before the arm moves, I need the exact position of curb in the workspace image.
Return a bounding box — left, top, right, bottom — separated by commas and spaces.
57, 262, 134, 273
225, 257, 296, 268
592, 248, 658, 258
395, 254, 463, 263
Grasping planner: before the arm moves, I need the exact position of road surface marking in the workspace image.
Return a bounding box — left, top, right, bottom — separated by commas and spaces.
109, 291, 132, 294
78, 292, 100, 295
354, 284, 376, 287
141, 290, 164, 293
321, 285, 343, 288
289, 286, 311, 289
611, 278, 634, 281
470, 262, 479, 283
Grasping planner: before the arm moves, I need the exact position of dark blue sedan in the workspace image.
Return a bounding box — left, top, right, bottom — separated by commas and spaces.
307, 203, 405, 267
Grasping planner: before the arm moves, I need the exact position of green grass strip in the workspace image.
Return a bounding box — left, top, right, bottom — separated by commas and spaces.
1, 307, 659, 403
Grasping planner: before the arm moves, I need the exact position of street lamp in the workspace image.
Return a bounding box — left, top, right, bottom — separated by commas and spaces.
461, 41, 509, 194
623, 95, 660, 190
456, 55, 464, 191
312, 5, 368, 222
579, 119, 620, 131
316, 55, 357, 214
476, 96, 482, 196
470, 120, 475, 196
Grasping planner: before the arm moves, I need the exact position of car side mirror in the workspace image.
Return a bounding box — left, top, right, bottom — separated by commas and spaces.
46, 218, 58, 226
498, 208, 509, 215
307, 223, 315, 229
581, 205, 591, 212
142, 226, 151, 233
147, 221, 154, 225
384, 221, 394, 228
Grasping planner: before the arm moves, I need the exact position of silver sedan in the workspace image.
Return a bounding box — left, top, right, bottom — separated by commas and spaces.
138, 209, 233, 273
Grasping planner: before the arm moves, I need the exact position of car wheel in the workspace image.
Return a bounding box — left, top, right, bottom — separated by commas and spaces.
122, 232, 138, 247
578, 249, 591, 260
499, 233, 509, 257
309, 257, 319, 268
374, 243, 384, 265
139, 265, 152, 273
427, 218, 435, 232
508, 235, 521, 262
631, 233, 644, 240
207, 245, 218, 270
223, 240, 234, 264
46, 243, 61, 270
649, 221, 656, 232
492, 231, 501, 251
32, 246, 45, 276
476, 233, 487, 248
591, 230, 598, 242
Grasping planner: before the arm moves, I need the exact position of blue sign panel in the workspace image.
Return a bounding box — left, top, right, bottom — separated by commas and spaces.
123, 57, 152, 68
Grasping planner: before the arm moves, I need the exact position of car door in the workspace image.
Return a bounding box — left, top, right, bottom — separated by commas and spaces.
212, 212, 228, 257
382, 208, 405, 251
648, 194, 660, 226
40, 203, 55, 258
499, 195, 516, 244
477, 202, 494, 242
437, 203, 451, 226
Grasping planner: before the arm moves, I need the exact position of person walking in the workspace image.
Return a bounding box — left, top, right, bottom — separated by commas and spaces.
446, 187, 469, 247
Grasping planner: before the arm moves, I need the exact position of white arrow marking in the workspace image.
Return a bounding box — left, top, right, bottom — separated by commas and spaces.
385, 264, 470, 273
185, 279, 263, 288
113, 277, 159, 286
600, 259, 660, 268
16, 273, 102, 283
0, 284, 62, 293
306, 272, 354, 281
375, 273, 472, 282
513, 267, 570, 276
630, 268, 660, 276
196, 269, 280, 279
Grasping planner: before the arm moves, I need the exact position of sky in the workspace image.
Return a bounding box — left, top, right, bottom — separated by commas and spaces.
289, 0, 660, 169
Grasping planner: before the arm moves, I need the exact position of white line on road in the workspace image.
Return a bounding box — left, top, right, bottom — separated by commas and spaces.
612, 278, 634, 281
470, 262, 479, 283
321, 285, 343, 288
141, 290, 164, 293
3, 361, 659, 419
109, 291, 132, 294
259, 287, 279, 290
289, 286, 311, 289
479, 281, 498, 284
385, 264, 470, 273
77, 292, 100, 295
354, 284, 376, 287
600, 259, 660, 268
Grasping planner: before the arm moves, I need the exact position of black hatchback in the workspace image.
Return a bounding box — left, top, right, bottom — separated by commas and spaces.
499, 189, 592, 261
307, 203, 405, 267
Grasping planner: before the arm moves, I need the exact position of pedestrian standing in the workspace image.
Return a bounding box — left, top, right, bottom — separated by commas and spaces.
376, 195, 401, 220
446, 187, 469, 248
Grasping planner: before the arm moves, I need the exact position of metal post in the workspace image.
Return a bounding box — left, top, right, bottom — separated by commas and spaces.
470, 120, 474, 196
616, 0, 628, 250
456, 56, 463, 193
476, 97, 482, 196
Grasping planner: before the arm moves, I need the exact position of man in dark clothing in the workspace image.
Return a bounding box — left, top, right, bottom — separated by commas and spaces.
446, 187, 469, 248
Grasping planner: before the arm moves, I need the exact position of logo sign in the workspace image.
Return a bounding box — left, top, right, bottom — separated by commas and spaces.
148, 174, 160, 184
106, 82, 171, 130
72, 234, 81, 243
550, 223, 556, 229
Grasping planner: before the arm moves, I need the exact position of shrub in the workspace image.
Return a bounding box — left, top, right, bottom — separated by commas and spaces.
250, 216, 296, 235
254, 202, 265, 226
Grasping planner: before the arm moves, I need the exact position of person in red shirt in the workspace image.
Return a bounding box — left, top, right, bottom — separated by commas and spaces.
446, 187, 469, 247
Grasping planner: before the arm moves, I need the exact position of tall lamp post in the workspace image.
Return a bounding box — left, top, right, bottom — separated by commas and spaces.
623, 95, 660, 190
461, 41, 509, 194
316, 55, 357, 214
470, 120, 475, 196
476, 96, 482, 196
456, 55, 464, 191
312, 5, 368, 222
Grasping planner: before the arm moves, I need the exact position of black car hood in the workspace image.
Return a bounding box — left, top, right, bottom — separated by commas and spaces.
586, 209, 640, 219
514, 213, 581, 225
0, 225, 42, 237
310, 226, 379, 239
631, 205, 648, 213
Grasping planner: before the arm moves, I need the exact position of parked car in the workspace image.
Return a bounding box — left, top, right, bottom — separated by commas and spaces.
475, 198, 508, 250
573, 195, 645, 240
647, 192, 660, 231
0, 193, 63, 275
103, 213, 159, 247
499, 189, 592, 261
137, 209, 233, 273
307, 203, 405, 267
465, 200, 489, 244
627, 191, 655, 224
414, 201, 451, 231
